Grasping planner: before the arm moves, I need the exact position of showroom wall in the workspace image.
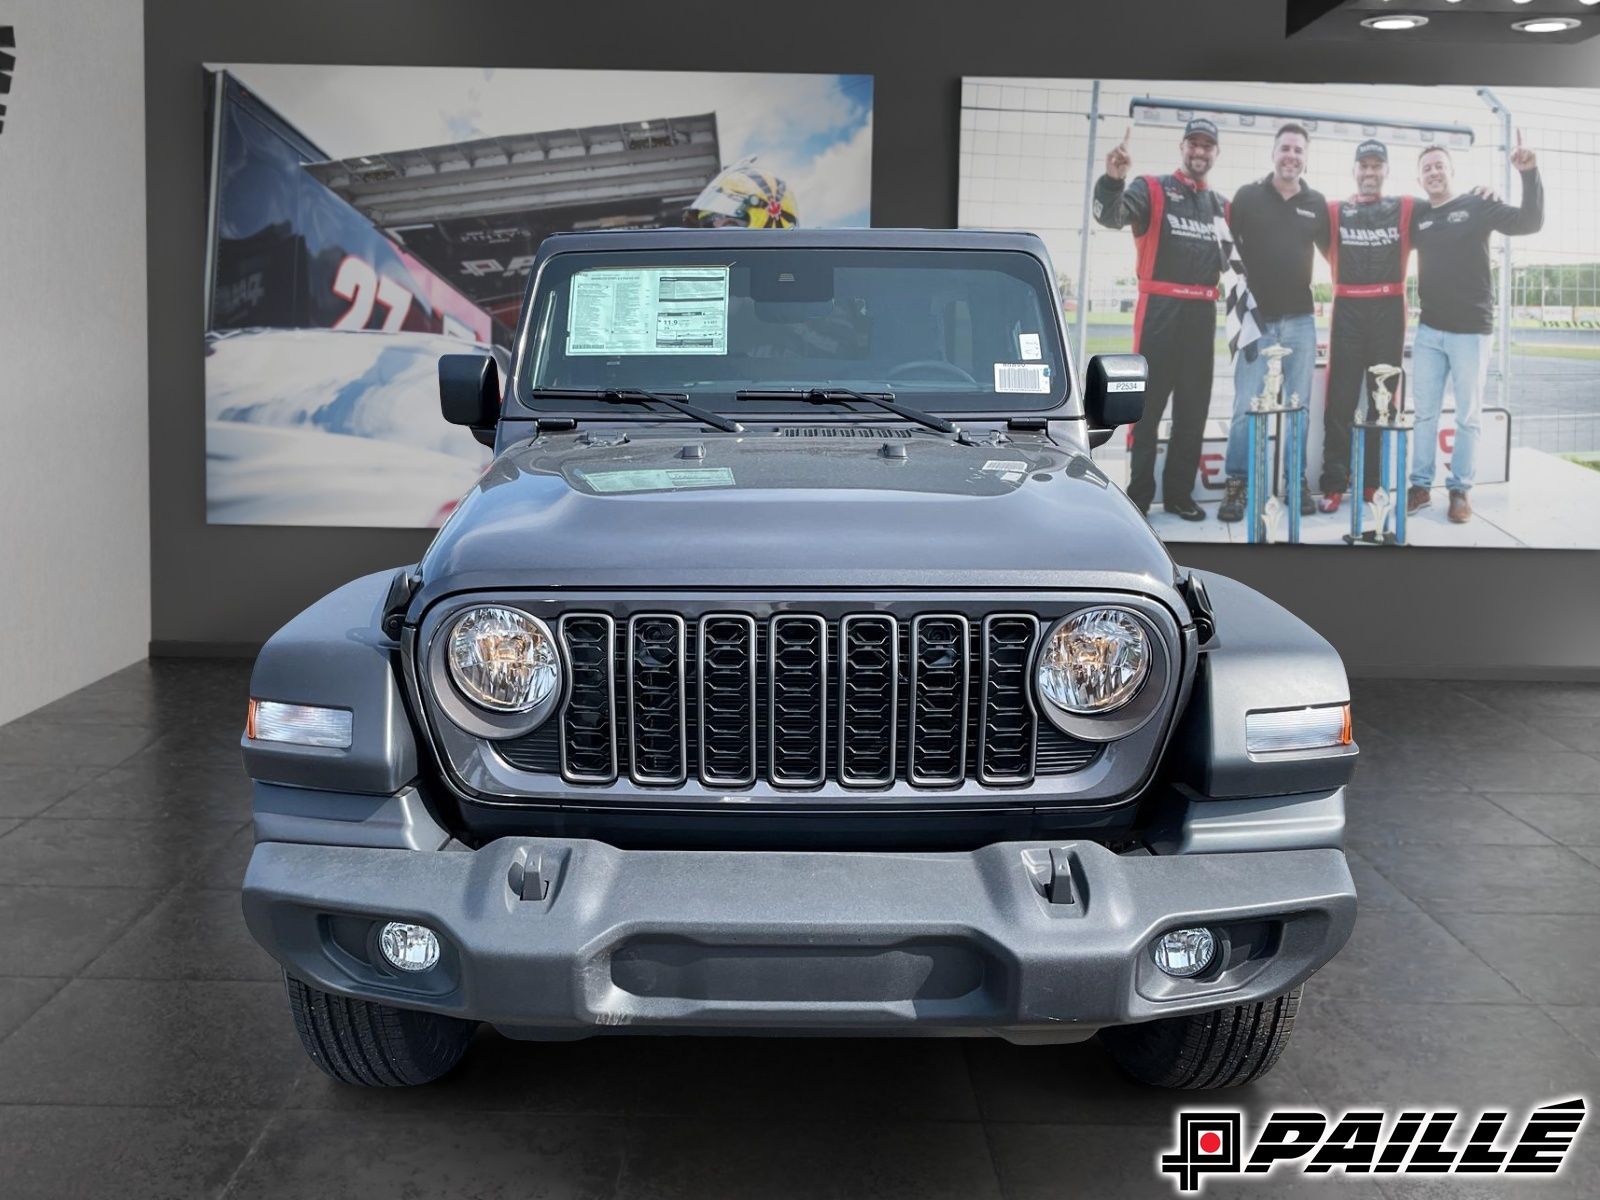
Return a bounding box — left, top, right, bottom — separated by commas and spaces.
0, 0, 149, 724
144, 0, 1600, 677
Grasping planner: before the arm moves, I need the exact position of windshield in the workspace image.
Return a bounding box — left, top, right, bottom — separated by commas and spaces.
519, 248, 1068, 416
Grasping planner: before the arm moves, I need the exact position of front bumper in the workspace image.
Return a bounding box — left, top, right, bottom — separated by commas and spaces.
242, 838, 1355, 1042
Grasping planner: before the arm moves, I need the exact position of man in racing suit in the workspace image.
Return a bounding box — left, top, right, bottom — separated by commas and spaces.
1093, 117, 1226, 520
1317, 139, 1414, 512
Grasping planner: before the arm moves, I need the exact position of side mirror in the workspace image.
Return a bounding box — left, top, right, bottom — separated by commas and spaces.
439, 354, 502, 447
1084, 353, 1147, 444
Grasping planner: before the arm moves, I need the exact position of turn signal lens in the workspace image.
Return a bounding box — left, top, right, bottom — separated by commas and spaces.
1245, 704, 1352, 754
246, 699, 353, 749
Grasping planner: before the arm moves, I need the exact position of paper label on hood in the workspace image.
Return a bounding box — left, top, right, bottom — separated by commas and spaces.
1018, 333, 1041, 361
566, 266, 729, 356
995, 363, 1052, 393
577, 466, 736, 494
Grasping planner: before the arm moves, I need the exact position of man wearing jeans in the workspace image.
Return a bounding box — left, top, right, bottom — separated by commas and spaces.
1408, 134, 1542, 523
1218, 123, 1330, 523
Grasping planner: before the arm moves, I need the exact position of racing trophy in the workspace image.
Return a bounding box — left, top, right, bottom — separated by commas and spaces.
1243, 343, 1308, 545
1345, 363, 1410, 547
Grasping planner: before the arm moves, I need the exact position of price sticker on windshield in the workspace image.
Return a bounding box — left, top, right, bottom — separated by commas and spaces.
994, 363, 1052, 393
567, 266, 730, 356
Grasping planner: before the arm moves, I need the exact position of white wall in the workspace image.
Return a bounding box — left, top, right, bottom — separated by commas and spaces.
0, 0, 149, 723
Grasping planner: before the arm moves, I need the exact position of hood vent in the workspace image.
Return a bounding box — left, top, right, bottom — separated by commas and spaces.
776, 426, 913, 439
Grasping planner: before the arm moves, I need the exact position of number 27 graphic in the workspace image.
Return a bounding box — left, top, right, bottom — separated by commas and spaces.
331, 255, 413, 332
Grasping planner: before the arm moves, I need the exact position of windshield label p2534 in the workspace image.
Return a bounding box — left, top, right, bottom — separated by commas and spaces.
566, 266, 730, 356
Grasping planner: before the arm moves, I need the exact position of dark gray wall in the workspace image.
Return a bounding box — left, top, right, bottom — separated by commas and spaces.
145, 0, 1600, 676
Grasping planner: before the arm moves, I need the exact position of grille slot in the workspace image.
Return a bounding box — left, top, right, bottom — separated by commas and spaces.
627, 614, 687, 785
558, 614, 617, 784
698, 615, 758, 787
768, 615, 828, 787
909, 615, 970, 786
838, 615, 898, 787
978, 614, 1039, 786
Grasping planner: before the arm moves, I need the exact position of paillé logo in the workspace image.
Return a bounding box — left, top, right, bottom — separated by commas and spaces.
1159, 1097, 1586, 1193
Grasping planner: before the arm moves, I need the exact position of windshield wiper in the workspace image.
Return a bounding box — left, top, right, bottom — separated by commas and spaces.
733, 387, 957, 435
528, 387, 742, 433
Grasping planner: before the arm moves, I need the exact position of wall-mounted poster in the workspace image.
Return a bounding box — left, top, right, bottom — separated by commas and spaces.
204, 64, 873, 527
960, 77, 1600, 550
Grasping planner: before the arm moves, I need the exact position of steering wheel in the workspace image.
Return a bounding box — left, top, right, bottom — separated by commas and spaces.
885, 359, 979, 385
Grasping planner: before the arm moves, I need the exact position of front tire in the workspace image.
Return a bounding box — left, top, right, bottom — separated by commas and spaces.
285, 973, 476, 1087
1098, 986, 1301, 1089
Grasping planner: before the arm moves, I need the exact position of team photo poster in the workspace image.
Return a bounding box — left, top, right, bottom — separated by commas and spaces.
960, 78, 1600, 550
204, 64, 873, 527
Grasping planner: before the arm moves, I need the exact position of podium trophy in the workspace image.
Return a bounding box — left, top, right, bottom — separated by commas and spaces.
1345, 363, 1410, 547
1244, 343, 1308, 545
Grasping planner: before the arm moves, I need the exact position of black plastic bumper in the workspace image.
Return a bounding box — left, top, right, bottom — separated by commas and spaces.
242, 838, 1356, 1042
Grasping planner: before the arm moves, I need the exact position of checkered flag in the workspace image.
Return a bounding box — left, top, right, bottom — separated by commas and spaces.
1214, 213, 1262, 365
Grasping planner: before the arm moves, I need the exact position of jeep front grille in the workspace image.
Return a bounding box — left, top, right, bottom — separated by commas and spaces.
522, 610, 1097, 789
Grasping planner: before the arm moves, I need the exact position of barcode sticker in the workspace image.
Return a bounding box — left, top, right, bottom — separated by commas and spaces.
994, 363, 1052, 394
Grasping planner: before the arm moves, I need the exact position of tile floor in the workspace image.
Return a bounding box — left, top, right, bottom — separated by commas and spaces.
0, 661, 1596, 1197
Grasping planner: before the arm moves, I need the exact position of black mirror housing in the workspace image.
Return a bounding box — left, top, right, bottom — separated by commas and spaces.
439, 355, 502, 441
1084, 353, 1147, 431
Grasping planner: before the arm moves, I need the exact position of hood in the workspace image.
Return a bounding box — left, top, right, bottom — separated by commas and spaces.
415, 426, 1179, 604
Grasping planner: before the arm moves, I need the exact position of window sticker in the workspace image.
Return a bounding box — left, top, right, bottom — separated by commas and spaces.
577, 467, 736, 494
1018, 333, 1042, 361
566, 266, 730, 356
994, 363, 1052, 393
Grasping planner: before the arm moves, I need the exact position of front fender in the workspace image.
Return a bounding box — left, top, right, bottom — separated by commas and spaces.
243, 570, 419, 795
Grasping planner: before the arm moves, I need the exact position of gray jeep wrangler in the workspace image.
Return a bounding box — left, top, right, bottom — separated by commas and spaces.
241, 228, 1357, 1089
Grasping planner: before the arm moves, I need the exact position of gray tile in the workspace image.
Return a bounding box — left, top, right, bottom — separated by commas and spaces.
1290, 999, 1600, 1116
0, 978, 303, 1106
1345, 789, 1554, 848
1453, 681, 1600, 721
1356, 843, 1600, 914
622, 1035, 981, 1121
1426, 750, 1600, 793
0, 978, 65, 1041
0, 717, 159, 767
1541, 1006, 1600, 1059
0, 818, 242, 888
123, 728, 249, 772
1572, 845, 1600, 872
220, 1111, 623, 1200
1347, 730, 1468, 791
0, 1106, 271, 1200
1314, 910, 1522, 1004
1433, 914, 1600, 1006
0, 818, 17, 840
0, 884, 162, 975
962, 1035, 1309, 1128
188, 822, 259, 890
1539, 718, 1600, 754
84, 887, 278, 981
1346, 849, 1422, 912
616, 1117, 999, 1200
43, 761, 252, 823
1483, 794, 1600, 847
0, 765, 108, 818
986, 1122, 1387, 1199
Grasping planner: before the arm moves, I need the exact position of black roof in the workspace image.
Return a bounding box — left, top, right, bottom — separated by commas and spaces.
533, 226, 1053, 261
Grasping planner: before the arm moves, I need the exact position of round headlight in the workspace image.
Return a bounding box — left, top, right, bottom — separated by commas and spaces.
1037, 608, 1150, 715
446, 607, 559, 713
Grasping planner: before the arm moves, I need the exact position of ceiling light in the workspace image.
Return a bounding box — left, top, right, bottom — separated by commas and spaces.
1514, 17, 1581, 31
1362, 14, 1429, 29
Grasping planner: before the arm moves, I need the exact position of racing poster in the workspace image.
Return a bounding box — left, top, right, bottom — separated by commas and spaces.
960, 78, 1600, 550
204, 64, 873, 527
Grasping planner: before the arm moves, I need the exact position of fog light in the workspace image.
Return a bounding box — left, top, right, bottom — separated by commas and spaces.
378, 922, 441, 972
1152, 927, 1216, 978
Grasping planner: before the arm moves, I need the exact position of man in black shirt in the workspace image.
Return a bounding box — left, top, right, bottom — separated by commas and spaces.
1218, 123, 1330, 523
1407, 135, 1543, 523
